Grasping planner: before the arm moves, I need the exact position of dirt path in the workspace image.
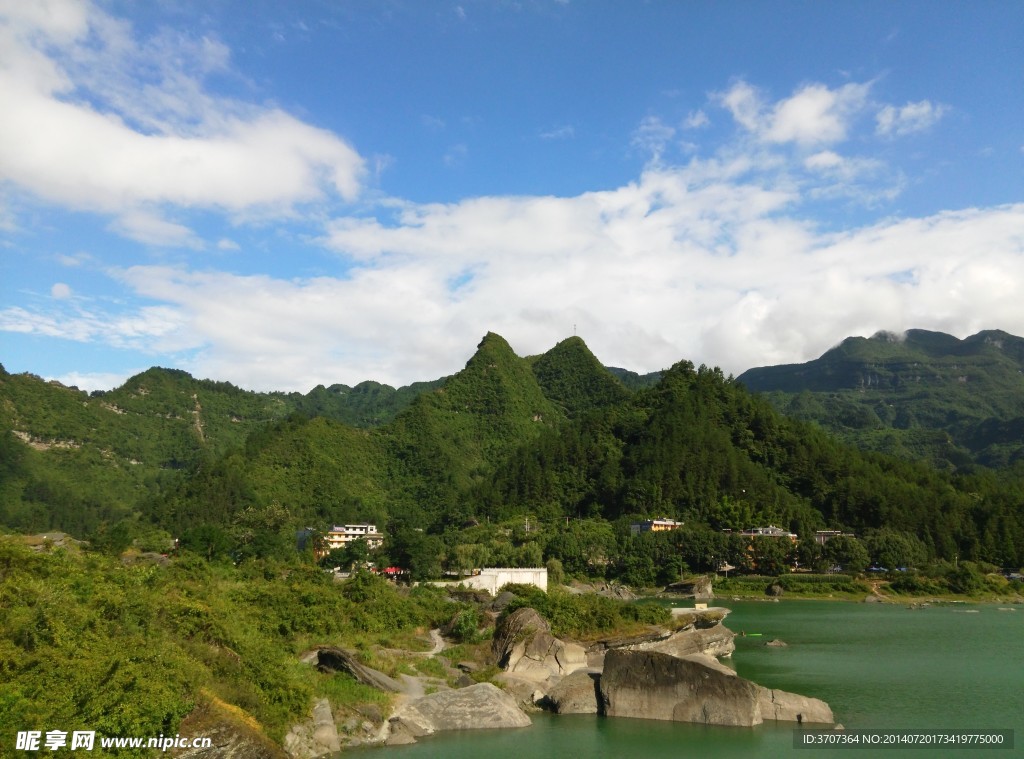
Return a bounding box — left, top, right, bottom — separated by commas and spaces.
426, 628, 445, 655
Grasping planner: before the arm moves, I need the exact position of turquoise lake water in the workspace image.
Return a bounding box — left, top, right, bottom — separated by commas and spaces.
352, 601, 1023, 758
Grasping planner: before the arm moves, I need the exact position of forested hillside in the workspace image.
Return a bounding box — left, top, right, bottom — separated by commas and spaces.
738, 329, 1024, 469
3, 332, 1024, 571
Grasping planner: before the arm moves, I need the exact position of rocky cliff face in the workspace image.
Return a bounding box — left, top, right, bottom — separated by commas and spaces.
599, 649, 833, 726
171, 694, 288, 759
491, 607, 588, 681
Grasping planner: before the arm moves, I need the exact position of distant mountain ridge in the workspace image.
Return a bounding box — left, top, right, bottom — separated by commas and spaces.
738, 329, 1024, 468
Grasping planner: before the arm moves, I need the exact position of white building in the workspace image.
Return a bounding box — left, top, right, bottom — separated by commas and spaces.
325, 524, 384, 551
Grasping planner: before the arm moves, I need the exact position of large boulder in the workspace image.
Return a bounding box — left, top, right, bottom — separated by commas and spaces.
546, 669, 601, 714
492, 608, 587, 681
387, 683, 532, 744
599, 649, 833, 727
600, 649, 762, 726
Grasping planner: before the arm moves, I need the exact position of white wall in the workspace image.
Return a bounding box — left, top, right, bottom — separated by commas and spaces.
458, 567, 548, 595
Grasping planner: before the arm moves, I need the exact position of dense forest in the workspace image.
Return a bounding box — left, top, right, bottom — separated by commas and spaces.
3, 331, 1024, 574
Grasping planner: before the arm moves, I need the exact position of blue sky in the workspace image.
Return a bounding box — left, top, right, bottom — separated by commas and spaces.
1, 0, 1022, 392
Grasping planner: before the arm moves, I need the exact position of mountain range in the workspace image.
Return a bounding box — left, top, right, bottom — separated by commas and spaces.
2, 329, 1023, 567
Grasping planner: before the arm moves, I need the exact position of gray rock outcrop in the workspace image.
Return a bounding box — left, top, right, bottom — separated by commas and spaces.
315, 647, 402, 692
630, 624, 735, 660
172, 697, 287, 759
387, 683, 532, 744
283, 699, 340, 759
545, 669, 601, 714
599, 649, 832, 727
586, 609, 735, 668
758, 687, 834, 723
665, 575, 714, 600
492, 607, 587, 681
566, 580, 637, 600
601, 649, 762, 726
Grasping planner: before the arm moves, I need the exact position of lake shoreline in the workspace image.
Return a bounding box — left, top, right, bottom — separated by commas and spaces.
648, 586, 1024, 605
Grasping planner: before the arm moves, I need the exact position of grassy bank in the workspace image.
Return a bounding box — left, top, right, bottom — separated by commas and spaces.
0, 538, 462, 754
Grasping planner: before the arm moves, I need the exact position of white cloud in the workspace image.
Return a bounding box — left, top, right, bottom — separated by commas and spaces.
683, 110, 709, 129
540, 124, 575, 140
0, 301, 186, 350
717, 80, 871, 146
631, 115, 677, 161
804, 151, 845, 171
443, 143, 468, 167
0, 0, 364, 236
51, 370, 135, 393
876, 100, 947, 136
7, 156, 1012, 392
802, 150, 898, 204
108, 210, 202, 248
51, 282, 72, 299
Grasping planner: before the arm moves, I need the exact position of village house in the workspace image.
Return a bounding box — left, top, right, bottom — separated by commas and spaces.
630, 517, 685, 536
324, 524, 384, 552
813, 529, 855, 545
738, 525, 798, 542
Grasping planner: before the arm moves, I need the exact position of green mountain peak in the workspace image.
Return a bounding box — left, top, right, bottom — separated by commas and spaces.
531, 335, 630, 415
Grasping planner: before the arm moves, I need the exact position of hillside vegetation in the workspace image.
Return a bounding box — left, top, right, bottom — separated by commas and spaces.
3, 331, 1023, 569
738, 329, 1024, 470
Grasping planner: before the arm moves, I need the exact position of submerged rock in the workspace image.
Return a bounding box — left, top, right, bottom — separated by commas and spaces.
387, 683, 531, 744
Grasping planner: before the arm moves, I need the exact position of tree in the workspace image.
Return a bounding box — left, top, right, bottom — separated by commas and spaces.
824, 535, 870, 574
180, 524, 234, 561
750, 537, 793, 576
385, 524, 442, 581
864, 529, 927, 570
545, 519, 616, 576
340, 537, 371, 570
